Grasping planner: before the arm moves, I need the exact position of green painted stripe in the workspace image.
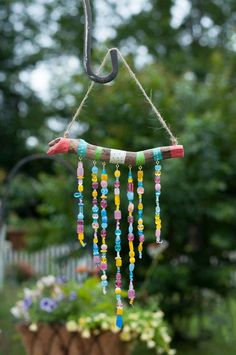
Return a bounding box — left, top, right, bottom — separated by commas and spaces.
136, 151, 145, 166
94, 146, 103, 160
153, 148, 163, 161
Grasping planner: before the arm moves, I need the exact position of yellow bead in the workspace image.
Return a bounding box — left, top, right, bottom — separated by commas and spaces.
92, 190, 98, 198
130, 257, 135, 264
116, 258, 122, 267
78, 233, 84, 239
101, 195, 107, 199
114, 170, 121, 178
78, 185, 83, 192
93, 238, 98, 243
117, 308, 123, 315
101, 257, 107, 263
128, 178, 133, 183
92, 178, 97, 182
115, 196, 120, 205
138, 243, 143, 252
101, 174, 108, 181
138, 219, 143, 225
138, 203, 143, 210
138, 171, 143, 179
129, 241, 134, 251
138, 225, 144, 231
115, 287, 121, 294
129, 251, 135, 257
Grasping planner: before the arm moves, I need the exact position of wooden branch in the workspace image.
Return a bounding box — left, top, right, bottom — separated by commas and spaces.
47, 137, 184, 166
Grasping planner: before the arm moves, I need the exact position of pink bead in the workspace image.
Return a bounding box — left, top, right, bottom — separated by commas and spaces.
92, 222, 99, 229
155, 229, 161, 237
77, 225, 84, 233
77, 162, 84, 177
114, 181, 120, 187
128, 289, 135, 299
155, 177, 161, 183
116, 273, 122, 279
128, 202, 134, 212
139, 235, 145, 242
128, 216, 134, 223
100, 200, 107, 208
155, 183, 161, 191
137, 186, 144, 194
100, 263, 107, 271
92, 182, 98, 189
116, 281, 122, 287
101, 180, 107, 188
128, 233, 134, 241
101, 244, 107, 250
101, 229, 107, 237
128, 182, 134, 191
93, 256, 100, 264
114, 210, 121, 220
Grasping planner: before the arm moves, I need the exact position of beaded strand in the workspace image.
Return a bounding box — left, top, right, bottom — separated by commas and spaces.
137, 167, 145, 258
154, 162, 162, 243
114, 165, 123, 328
91, 162, 100, 266
100, 163, 109, 294
74, 161, 85, 247
127, 166, 136, 305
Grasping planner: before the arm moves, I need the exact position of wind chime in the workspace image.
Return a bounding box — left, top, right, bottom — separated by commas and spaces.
47, 0, 184, 329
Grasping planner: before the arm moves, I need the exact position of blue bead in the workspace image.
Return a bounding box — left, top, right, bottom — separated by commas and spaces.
128, 225, 133, 233
115, 229, 121, 236
92, 206, 99, 213
116, 315, 123, 329
127, 191, 134, 200
74, 192, 82, 198
101, 280, 108, 287
77, 213, 84, 220
155, 164, 161, 171
101, 223, 108, 229
92, 166, 98, 174
129, 264, 135, 272
115, 246, 121, 252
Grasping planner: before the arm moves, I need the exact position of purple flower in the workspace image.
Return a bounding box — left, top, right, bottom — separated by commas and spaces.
23, 297, 32, 310
69, 291, 77, 301
56, 276, 67, 284
39, 298, 57, 313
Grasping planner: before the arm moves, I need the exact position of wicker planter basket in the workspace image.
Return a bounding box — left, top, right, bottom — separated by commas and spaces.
17, 324, 129, 355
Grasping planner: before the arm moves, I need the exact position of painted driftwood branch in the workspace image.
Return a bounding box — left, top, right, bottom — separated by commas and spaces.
47, 137, 184, 166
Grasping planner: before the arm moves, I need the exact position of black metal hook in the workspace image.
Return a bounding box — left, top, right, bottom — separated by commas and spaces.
82, 0, 118, 83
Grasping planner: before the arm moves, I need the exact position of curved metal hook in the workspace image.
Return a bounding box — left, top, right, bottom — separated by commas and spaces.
82, 0, 118, 83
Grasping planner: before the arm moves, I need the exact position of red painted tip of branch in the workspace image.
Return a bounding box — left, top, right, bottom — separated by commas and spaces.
47, 138, 70, 155
170, 145, 184, 158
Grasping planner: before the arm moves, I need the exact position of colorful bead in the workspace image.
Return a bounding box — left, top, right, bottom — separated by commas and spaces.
154, 162, 162, 244
75, 161, 85, 247
91, 162, 100, 266
100, 163, 109, 294
127, 166, 136, 305
114, 165, 123, 328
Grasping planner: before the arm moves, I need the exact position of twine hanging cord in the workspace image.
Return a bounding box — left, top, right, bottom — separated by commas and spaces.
64, 48, 178, 146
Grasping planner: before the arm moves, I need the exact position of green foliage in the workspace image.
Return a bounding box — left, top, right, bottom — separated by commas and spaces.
1, 0, 236, 344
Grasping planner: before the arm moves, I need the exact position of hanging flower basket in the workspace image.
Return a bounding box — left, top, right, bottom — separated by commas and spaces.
11, 276, 175, 355
17, 324, 129, 355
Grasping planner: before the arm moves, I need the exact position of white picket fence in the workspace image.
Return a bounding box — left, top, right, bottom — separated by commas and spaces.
2, 241, 93, 283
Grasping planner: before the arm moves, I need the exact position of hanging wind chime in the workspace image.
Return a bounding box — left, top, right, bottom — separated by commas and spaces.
47, 0, 184, 329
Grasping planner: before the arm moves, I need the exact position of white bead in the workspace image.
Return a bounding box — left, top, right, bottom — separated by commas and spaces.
110, 149, 126, 164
